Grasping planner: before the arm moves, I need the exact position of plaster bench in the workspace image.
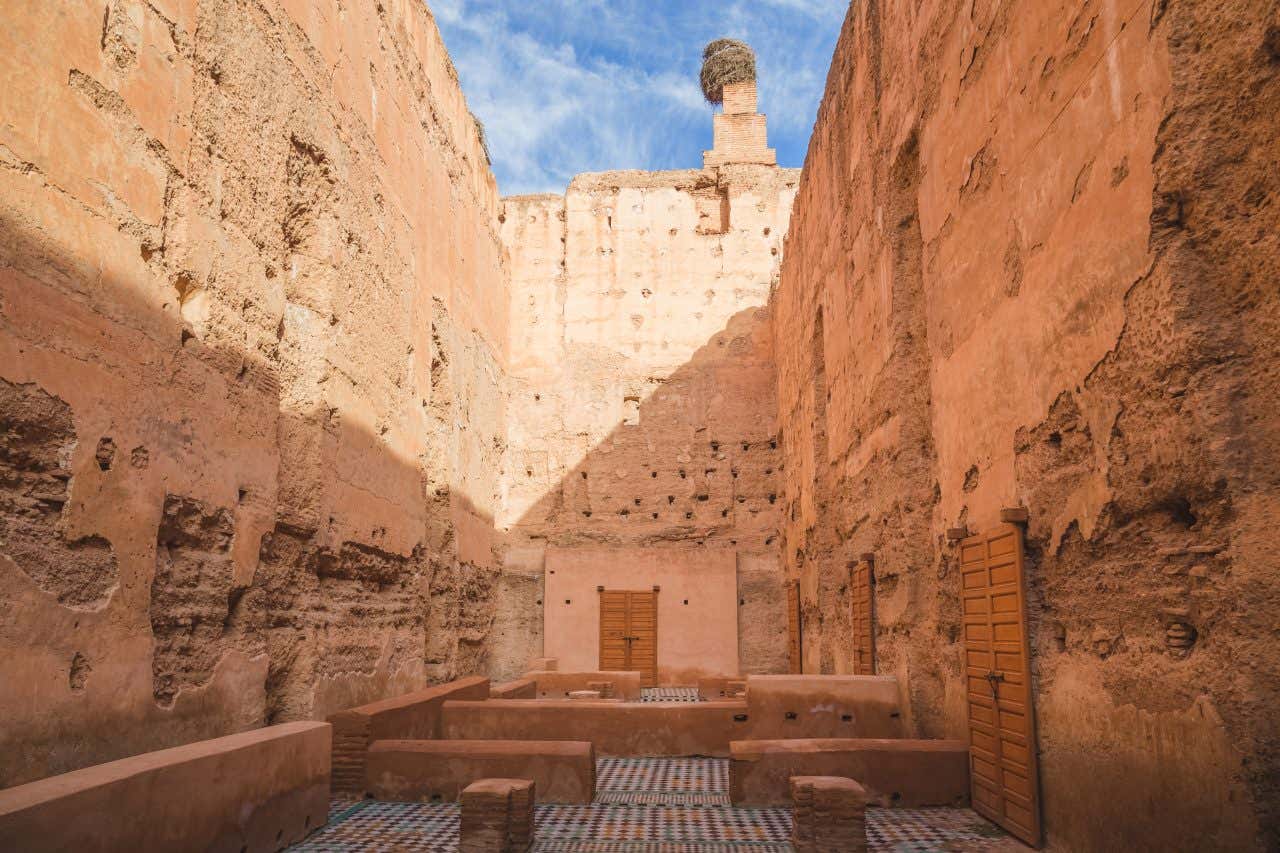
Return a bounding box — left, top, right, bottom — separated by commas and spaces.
729, 738, 970, 807
442, 699, 750, 757
0, 722, 330, 853
524, 670, 643, 701
366, 739, 595, 804
490, 678, 537, 699
327, 676, 490, 794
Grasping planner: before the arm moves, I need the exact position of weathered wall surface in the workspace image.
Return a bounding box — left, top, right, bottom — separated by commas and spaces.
773, 0, 1278, 849
0, 0, 507, 786
491, 167, 798, 681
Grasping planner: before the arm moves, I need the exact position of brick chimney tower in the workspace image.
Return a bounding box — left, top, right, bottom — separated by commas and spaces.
704, 79, 777, 168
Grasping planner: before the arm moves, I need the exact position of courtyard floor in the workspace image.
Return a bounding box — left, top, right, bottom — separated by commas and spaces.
291, 756, 1022, 852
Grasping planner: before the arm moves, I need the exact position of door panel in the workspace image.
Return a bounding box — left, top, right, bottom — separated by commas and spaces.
850, 558, 875, 675
961, 524, 1042, 847
599, 591, 629, 672
628, 591, 658, 687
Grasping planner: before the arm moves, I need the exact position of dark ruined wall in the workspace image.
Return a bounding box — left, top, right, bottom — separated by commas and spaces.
0, 0, 507, 786
773, 0, 1277, 849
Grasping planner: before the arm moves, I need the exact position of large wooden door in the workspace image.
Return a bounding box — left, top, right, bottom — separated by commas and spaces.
850, 557, 875, 675
787, 581, 802, 674
598, 590, 658, 686
960, 524, 1041, 847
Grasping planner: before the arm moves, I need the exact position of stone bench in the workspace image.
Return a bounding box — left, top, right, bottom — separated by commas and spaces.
791, 776, 868, 852
327, 676, 490, 794
743, 675, 906, 740
698, 677, 747, 700
524, 670, 642, 701
366, 739, 595, 804
729, 738, 970, 807
443, 699, 750, 757
0, 722, 330, 852
491, 678, 537, 699
460, 778, 535, 852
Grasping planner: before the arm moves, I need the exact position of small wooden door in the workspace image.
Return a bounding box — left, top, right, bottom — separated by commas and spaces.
850, 558, 875, 675
960, 524, 1042, 847
598, 589, 658, 686
787, 581, 803, 674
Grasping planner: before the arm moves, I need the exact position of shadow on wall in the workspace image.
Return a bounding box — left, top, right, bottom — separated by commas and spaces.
0, 210, 500, 787
489, 305, 788, 682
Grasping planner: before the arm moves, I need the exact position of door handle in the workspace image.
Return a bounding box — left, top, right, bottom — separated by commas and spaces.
986, 670, 1005, 699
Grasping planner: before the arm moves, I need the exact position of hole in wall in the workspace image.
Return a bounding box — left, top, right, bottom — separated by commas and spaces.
95, 437, 117, 471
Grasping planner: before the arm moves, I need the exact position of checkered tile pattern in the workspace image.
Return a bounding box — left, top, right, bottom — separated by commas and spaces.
640, 687, 701, 702
597, 758, 728, 793
290, 757, 1017, 852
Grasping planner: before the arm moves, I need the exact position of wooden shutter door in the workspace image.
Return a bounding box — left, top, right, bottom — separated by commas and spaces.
599, 591, 629, 672
850, 558, 875, 675
787, 581, 802, 674
628, 591, 658, 687
961, 524, 1041, 847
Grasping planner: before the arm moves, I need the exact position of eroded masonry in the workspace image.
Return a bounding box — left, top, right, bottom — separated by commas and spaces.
0, 1, 1276, 852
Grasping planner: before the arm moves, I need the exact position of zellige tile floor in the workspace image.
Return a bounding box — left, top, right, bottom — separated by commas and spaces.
295, 757, 1021, 852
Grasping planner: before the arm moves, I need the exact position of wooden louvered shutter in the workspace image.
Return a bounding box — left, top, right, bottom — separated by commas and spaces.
850, 557, 875, 675
787, 581, 802, 674
961, 524, 1042, 847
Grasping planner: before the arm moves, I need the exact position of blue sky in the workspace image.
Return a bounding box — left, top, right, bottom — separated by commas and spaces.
431, 0, 849, 196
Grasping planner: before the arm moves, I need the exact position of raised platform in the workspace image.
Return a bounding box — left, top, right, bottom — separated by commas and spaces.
729, 738, 970, 808
328, 676, 490, 793
366, 739, 595, 804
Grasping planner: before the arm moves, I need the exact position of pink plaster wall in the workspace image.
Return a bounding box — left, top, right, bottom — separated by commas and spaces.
544, 548, 739, 684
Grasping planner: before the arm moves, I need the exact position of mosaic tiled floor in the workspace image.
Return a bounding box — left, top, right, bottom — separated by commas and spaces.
292, 757, 1020, 852
640, 687, 701, 702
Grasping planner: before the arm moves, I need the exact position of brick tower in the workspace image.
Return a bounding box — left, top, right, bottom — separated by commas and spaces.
704, 78, 777, 168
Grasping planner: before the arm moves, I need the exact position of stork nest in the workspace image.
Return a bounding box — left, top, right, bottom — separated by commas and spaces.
699, 38, 756, 105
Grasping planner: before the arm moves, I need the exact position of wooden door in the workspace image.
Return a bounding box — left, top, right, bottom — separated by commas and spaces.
598, 590, 659, 687
960, 524, 1041, 847
787, 581, 802, 674
850, 558, 875, 675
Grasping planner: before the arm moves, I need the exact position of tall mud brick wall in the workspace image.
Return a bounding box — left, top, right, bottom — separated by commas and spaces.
494, 166, 799, 680
0, 0, 508, 786
773, 1, 1278, 850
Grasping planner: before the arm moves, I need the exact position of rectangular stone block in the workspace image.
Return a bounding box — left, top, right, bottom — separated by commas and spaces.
0, 722, 330, 852
791, 776, 868, 853
365, 739, 595, 804
730, 738, 970, 807
328, 676, 490, 794
460, 778, 535, 853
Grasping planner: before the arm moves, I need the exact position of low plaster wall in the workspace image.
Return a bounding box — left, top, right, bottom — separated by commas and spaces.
729, 738, 969, 808
366, 739, 595, 804
744, 676, 906, 740
442, 699, 751, 757
0, 722, 330, 852
328, 677, 489, 793
527, 670, 643, 701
